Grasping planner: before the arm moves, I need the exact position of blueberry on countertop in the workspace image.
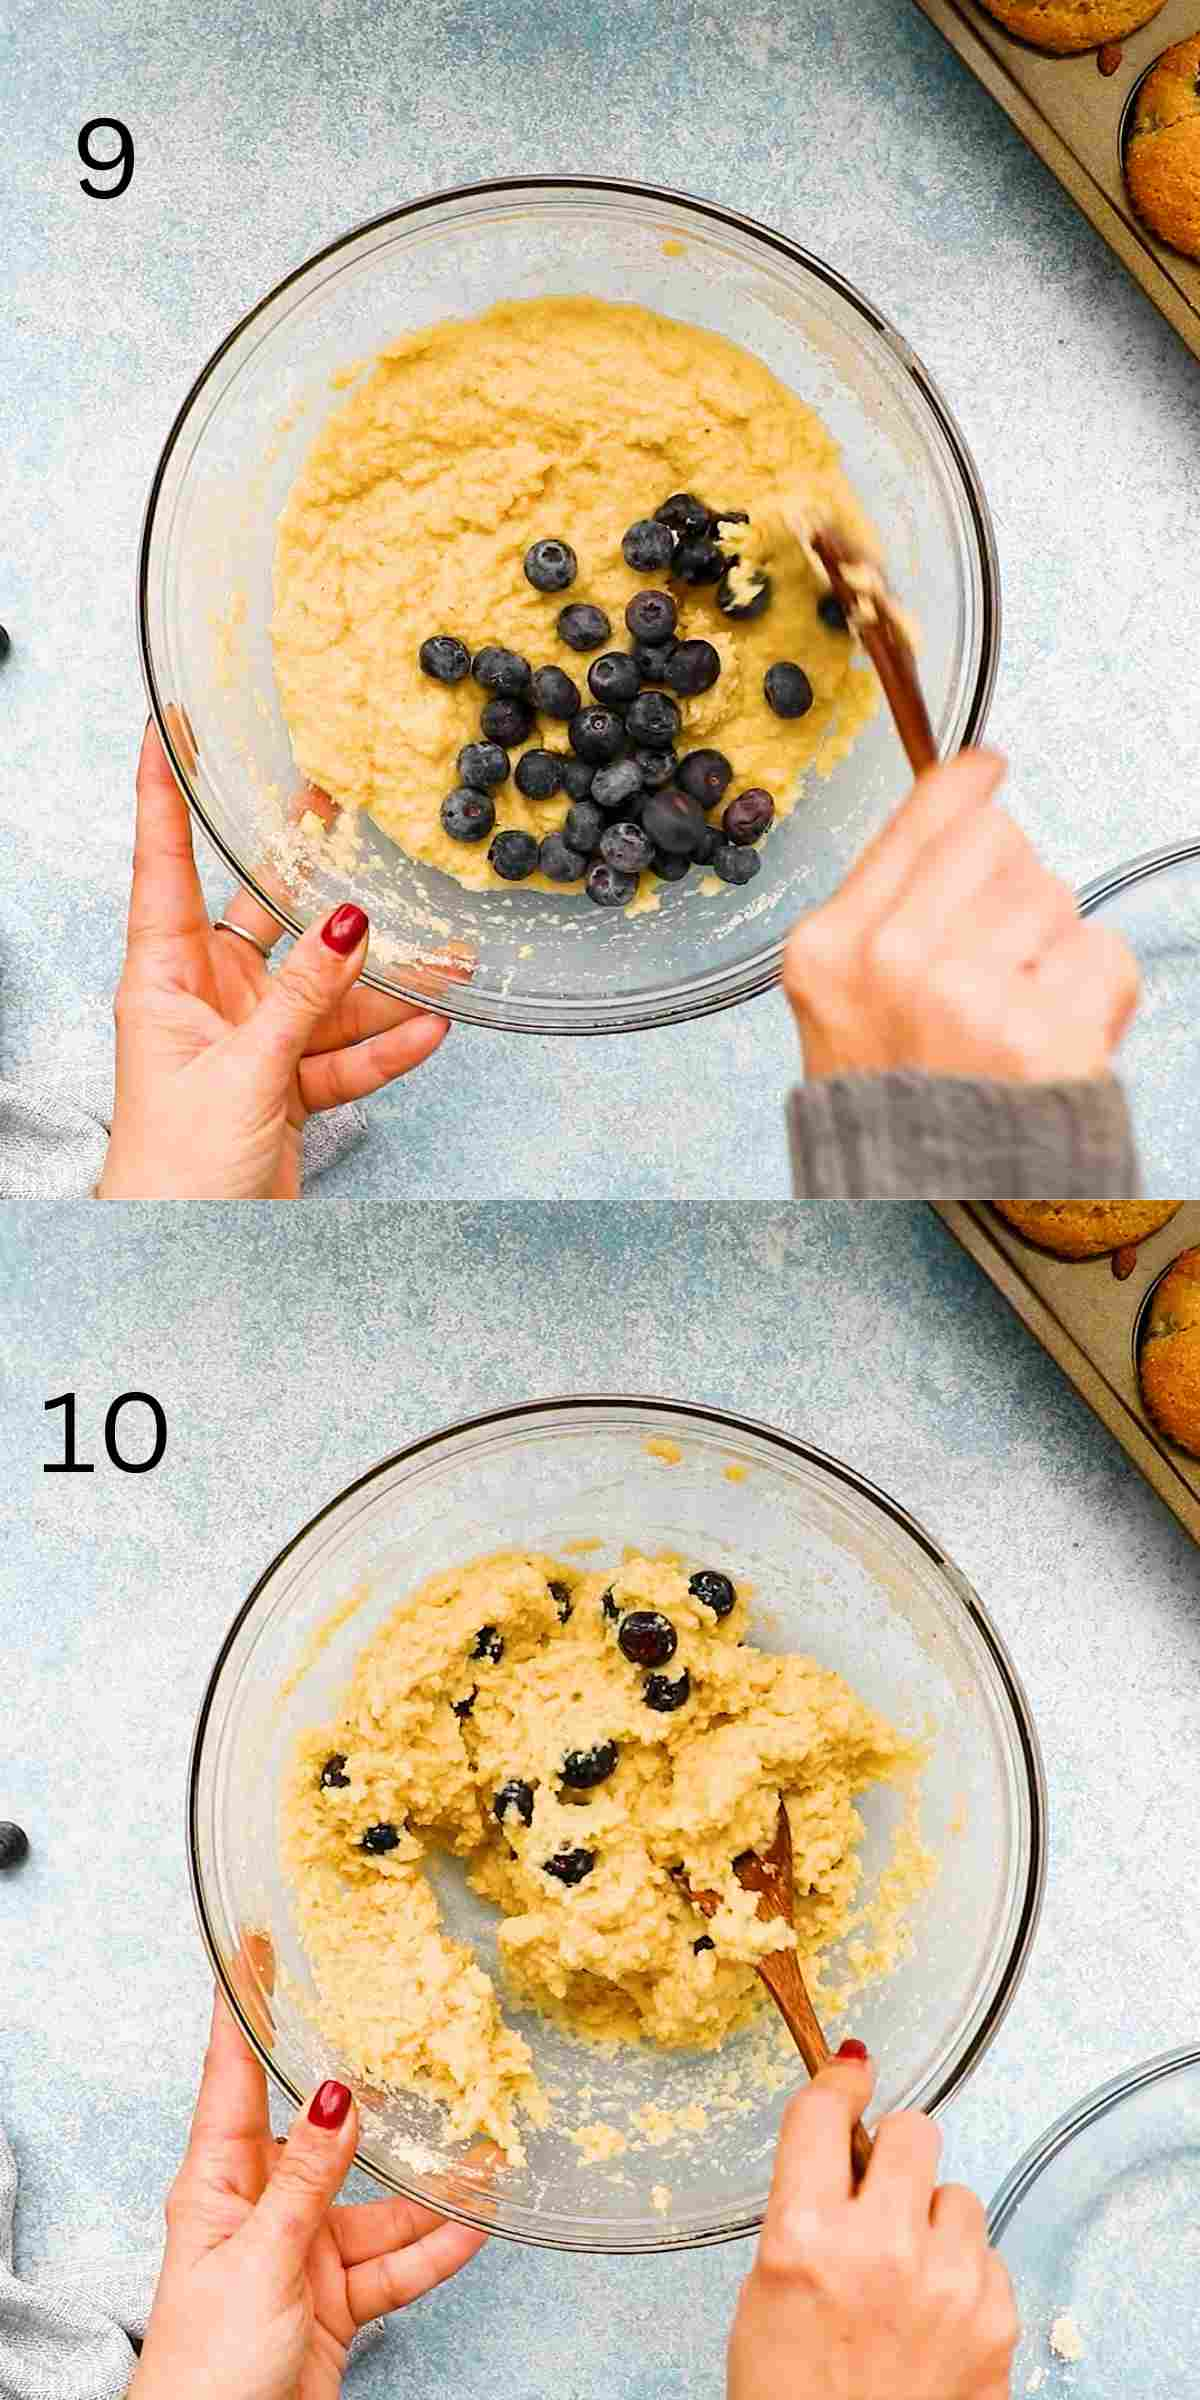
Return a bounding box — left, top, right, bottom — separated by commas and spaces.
764, 661, 814, 719
543, 1846, 596, 1885
664, 639, 720, 697
419, 633, 472, 684
531, 663, 581, 720
457, 740, 510, 790
688, 1569, 737, 1619
818, 591, 849, 631
558, 602, 612, 652
711, 840, 762, 886
473, 1624, 505, 1663
488, 829, 540, 880
642, 788, 706, 856
524, 537, 577, 593
618, 1609, 677, 1668
514, 748, 563, 800
643, 1669, 691, 1713
473, 644, 533, 698
539, 831, 588, 883
585, 860, 638, 908
361, 1822, 401, 1853
654, 492, 712, 542
440, 787, 496, 844
622, 517, 676, 573
600, 819, 653, 876
624, 590, 678, 647
569, 706, 626, 764
561, 1740, 619, 1789
717, 568, 771, 621
319, 1753, 351, 1789
563, 798, 604, 855
591, 757, 643, 812
588, 651, 641, 708
481, 695, 534, 747
677, 749, 732, 809
625, 690, 681, 752
722, 788, 774, 846
494, 1778, 535, 1827
0, 1822, 30, 1870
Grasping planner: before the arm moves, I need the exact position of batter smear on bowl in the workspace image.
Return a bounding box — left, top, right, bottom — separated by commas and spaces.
271, 298, 879, 909
283, 1549, 931, 2163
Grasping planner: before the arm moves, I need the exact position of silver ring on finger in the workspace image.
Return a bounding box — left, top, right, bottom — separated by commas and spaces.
213, 917, 275, 963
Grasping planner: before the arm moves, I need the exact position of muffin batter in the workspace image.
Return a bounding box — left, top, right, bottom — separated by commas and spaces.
271, 298, 878, 900
283, 1549, 927, 2162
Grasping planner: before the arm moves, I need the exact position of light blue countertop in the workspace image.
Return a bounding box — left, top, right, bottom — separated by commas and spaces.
2, 1200, 1198, 2394
4, 0, 1199, 1195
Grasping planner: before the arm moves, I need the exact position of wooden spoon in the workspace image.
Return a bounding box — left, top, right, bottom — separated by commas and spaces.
776, 500, 938, 780
683, 1799, 874, 2186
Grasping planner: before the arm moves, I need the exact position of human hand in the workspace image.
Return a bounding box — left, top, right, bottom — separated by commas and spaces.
97, 724, 451, 1197
728, 2048, 1017, 2400
784, 749, 1138, 1083
130, 1990, 487, 2400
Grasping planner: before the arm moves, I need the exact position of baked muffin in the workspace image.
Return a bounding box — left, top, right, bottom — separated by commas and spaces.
976, 0, 1165, 55
993, 1201, 1181, 1258
1139, 1247, 1200, 1457
1125, 35, 1200, 262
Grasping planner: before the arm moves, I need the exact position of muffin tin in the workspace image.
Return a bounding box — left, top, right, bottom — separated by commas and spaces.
914, 0, 1200, 360
935, 1203, 1200, 1542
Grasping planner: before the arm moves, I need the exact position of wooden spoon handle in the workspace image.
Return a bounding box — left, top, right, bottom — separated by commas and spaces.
759, 1949, 874, 2186
811, 532, 938, 781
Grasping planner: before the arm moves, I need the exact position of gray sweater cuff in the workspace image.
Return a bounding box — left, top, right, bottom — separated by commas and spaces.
787, 1073, 1140, 1200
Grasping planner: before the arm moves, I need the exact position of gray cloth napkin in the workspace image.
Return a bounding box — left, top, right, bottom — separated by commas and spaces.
0, 1035, 365, 1199
787, 1071, 1140, 1199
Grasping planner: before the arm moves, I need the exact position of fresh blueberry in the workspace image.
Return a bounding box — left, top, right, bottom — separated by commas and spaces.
562, 1740, 619, 1789
452, 1688, 477, 1720
524, 537, 577, 593
591, 757, 643, 812
600, 819, 653, 876
494, 1778, 535, 1827
630, 638, 678, 682
618, 1609, 677, 1668
473, 645, 533, 698
677, 749, 733, 809
473, 1624, 505, 1663
481, 695, 534, 747
693, 1934, 715, 1954
457, 740, 509, 790
689, 1569, 737, 1618
626, 691, 681, 751
558, 602, 612, 652
564, 798, 604, 854
569, 706, 626, 764
539, 831, 588, 882
532, 663, 581, 719
514, 748, 563, 800
488, 829, 540, 881
635, 745, 677, 791
559, 754, 596, 801
549, 1578, 573, 1623
664, 639, 720, 696
588, 651, 641, 708
717, 568, 772, 620
543, 1846, 595, 1885
320, 1753, 351, 1790
642, 788, 707, 856
0, 1823, 30, 1870
651, 849, 690, 882
361, 1822, 401, 1853
0, 627, 11, 664
818, 591, 849, 631
691, 823, 721, 866
643, 1669, 690, 1713
600, 1587, 621, 1621
655, 492, 712, 541
440, 786, 496, 844
585, 861, 638, 908
419, 633, 471, 684
722, 788, 774, 845
622, 517, 676, 573
764, 661, 814, 718
672, 537, 725, 585
624, 590, 678, 646
712, 840, 762, 886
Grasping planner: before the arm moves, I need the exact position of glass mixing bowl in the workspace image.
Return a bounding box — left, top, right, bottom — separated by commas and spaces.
189, 1395, 1044, 2253
1078, 840, 1200, 1191
141, 177, 999, 1034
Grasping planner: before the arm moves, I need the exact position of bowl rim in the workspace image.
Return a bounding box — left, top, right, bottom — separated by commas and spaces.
1077, 835, 1200, 917
188, 1390, 1046, 2252
986, 2042, 1200, 2245
140, 173, 1001, 1035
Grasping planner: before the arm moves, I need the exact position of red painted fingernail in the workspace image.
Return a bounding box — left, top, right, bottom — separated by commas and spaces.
321, 904, 368, 956
836, 2039, 869, 2061
309, 2079, 352, 2130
